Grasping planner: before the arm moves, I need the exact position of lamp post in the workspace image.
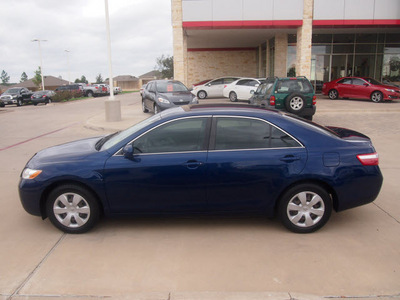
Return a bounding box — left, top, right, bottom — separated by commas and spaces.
104, 0, 121, 122
65, 50, 71, 84
32, 39, 47, 91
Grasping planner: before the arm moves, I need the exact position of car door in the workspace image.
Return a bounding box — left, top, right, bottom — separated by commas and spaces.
103, 117, 211, 213
336, 77, 353, 97
351, 78, 371, 99
206, 116, 307, 213
205, 78, 224, 97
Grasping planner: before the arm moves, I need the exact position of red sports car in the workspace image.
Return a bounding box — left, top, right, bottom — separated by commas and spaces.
322, 77, 400, 103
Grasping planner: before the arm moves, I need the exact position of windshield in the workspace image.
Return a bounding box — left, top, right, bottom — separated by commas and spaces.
157, 81, 188, 93
100, 114, 161, 150
364, 78, 382, 85
5, 88, 20, 93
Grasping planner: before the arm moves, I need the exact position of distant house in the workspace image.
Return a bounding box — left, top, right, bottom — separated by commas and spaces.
105, 75, 140, 91
9, 76, 70, 91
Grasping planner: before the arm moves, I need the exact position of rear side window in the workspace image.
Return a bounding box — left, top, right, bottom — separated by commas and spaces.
214, 117, 301, 150
276, 80, 313, 93
337, 78, 352, 84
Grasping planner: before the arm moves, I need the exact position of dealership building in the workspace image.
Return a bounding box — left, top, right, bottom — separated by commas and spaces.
171, 0, 400, 88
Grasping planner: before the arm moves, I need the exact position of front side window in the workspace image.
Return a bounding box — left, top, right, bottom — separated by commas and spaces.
133, 117, 208, 154
352, 78, 367, 86
214, 117, 300, 150
209, 79, 223, 86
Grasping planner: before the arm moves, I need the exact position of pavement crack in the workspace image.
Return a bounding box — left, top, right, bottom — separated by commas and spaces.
7, 233, 67, 300
373, 202, 400, 224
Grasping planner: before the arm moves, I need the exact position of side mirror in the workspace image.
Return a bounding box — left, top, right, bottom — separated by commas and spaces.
123, 144, 134, 159
206, 83, 211, 87
363, 83, 370, 87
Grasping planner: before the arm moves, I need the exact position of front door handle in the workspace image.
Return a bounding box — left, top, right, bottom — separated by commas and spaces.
183, 160, 203, 169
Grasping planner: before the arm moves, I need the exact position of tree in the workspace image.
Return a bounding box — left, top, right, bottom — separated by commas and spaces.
155, 54, 174, 79
1, 70, 10, 85
95, 73, 103, 84
20, 72, 28, 83
74, 75, 88, 84
32, 67, 42, 88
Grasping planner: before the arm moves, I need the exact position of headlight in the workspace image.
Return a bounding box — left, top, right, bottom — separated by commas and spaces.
22, 168, 42, 179
385, 88, 395, 93
158, 97, 170, 104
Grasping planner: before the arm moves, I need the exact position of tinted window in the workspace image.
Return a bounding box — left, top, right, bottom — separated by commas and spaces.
223, 78, 238, 84
214, 117, 300, 150
337, 78, 352, 84
275, 79, 313, 93
209, 79, 223, 85
352, 78, 366, 86
134, 117, 208, 154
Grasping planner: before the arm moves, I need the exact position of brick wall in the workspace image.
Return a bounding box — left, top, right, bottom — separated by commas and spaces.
187, 50, 257, 87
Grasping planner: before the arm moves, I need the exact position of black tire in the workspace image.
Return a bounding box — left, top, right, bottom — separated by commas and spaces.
229, 91, 238, 102
328, 89, 338, 100
142, 100, 149, 113
370, 91, 383, 103
285, 93, 305, 114
278, 183, 332, 233
86, 91, 94, 98
17, 99, 23, 107
0, 103, 4, 108
47, 99, 52, 104
46, 185, 100, 234
154, 103, 161, 114
33, 103, 38, 106
197, 90, 207, 99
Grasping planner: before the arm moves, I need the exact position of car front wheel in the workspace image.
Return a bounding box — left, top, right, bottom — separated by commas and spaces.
17, 99, 23, 106
328, 89, 338, 100
46, 185, 100, 234
197, 90, 207, 99
278, 183, 332, 233
370, 91, 383, 103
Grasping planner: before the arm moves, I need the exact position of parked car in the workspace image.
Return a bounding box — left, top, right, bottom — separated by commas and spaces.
19, 104, 383, 234
250, 76, 316, 120
55, 84, 84, 98
191, 79, 212, 90
142, 80, 198, 114
191, 77, 240, 99
223, 78, 266, 102
0, 87, 33, 107
114, 86, 122, 94
30, 90, 55, 105
82, 84, 108, 97
322, 77, 400, 102
139, 83, 147, 97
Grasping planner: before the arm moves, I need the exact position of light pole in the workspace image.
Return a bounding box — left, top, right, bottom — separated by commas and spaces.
32, 39, 47, 91
104, 0, 121, 122
65, 50, 71, 84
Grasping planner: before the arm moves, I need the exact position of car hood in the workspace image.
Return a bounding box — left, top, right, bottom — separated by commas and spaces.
28, 136, 101, 166
159, 91, 194, 101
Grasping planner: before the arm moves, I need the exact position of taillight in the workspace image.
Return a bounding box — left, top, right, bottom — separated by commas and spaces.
312, 95, 317, 105
42, 95, 46, 98
357, 153, 379, 166
270, 95, 276, 106
224, 85, 227, 88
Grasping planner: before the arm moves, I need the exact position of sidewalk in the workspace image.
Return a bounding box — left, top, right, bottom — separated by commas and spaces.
84, 96, 400, 133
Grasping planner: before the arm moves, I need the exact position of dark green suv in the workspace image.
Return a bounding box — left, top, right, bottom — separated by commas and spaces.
250, 76, 316, 120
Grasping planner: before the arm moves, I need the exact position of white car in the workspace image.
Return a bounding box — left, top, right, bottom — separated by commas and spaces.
223, 78, 266, 102
191, 77, 240, 99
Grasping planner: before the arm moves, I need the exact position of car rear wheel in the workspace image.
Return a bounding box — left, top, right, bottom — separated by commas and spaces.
229, 91, 238, 102
197, 90, 207, 99
328, 89, 338, 100
46, 185, 100, 234
371, 91, 383, 103
285, 93, 305, 114
278, 183, 332, 233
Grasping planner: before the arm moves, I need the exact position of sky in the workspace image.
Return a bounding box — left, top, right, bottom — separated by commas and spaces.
0, 0, 173, 84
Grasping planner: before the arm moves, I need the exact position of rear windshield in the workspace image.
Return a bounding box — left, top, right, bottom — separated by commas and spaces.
157, 81, 188, 93
276, 79, 313, 93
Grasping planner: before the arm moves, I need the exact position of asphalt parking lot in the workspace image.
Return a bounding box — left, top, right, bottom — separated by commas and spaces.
0, 93, 399, 300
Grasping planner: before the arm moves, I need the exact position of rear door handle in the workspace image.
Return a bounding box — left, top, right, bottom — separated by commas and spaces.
183, 160, 204, 169
280, 155, 301, 163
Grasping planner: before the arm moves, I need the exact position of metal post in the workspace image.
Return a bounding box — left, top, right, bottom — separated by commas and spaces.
104, 0, 121, 122
65, 50, 70, 84
32, 39, 47, 91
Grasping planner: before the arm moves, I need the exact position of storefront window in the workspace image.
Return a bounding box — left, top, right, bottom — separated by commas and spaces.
356, 34, 378, 43
333, 34, 355, 44
333, 44, 354, 53
287, 46, 296, 76
355, 44, 377, 53
312, 45, 331, 55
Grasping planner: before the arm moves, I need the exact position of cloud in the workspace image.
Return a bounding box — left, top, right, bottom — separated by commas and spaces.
0, 0, 172, 83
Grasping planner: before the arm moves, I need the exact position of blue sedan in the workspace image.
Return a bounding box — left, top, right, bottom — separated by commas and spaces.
19, 104, 383, 234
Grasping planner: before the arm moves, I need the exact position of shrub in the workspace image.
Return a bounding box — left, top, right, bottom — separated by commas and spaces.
52, 91, 82, 102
